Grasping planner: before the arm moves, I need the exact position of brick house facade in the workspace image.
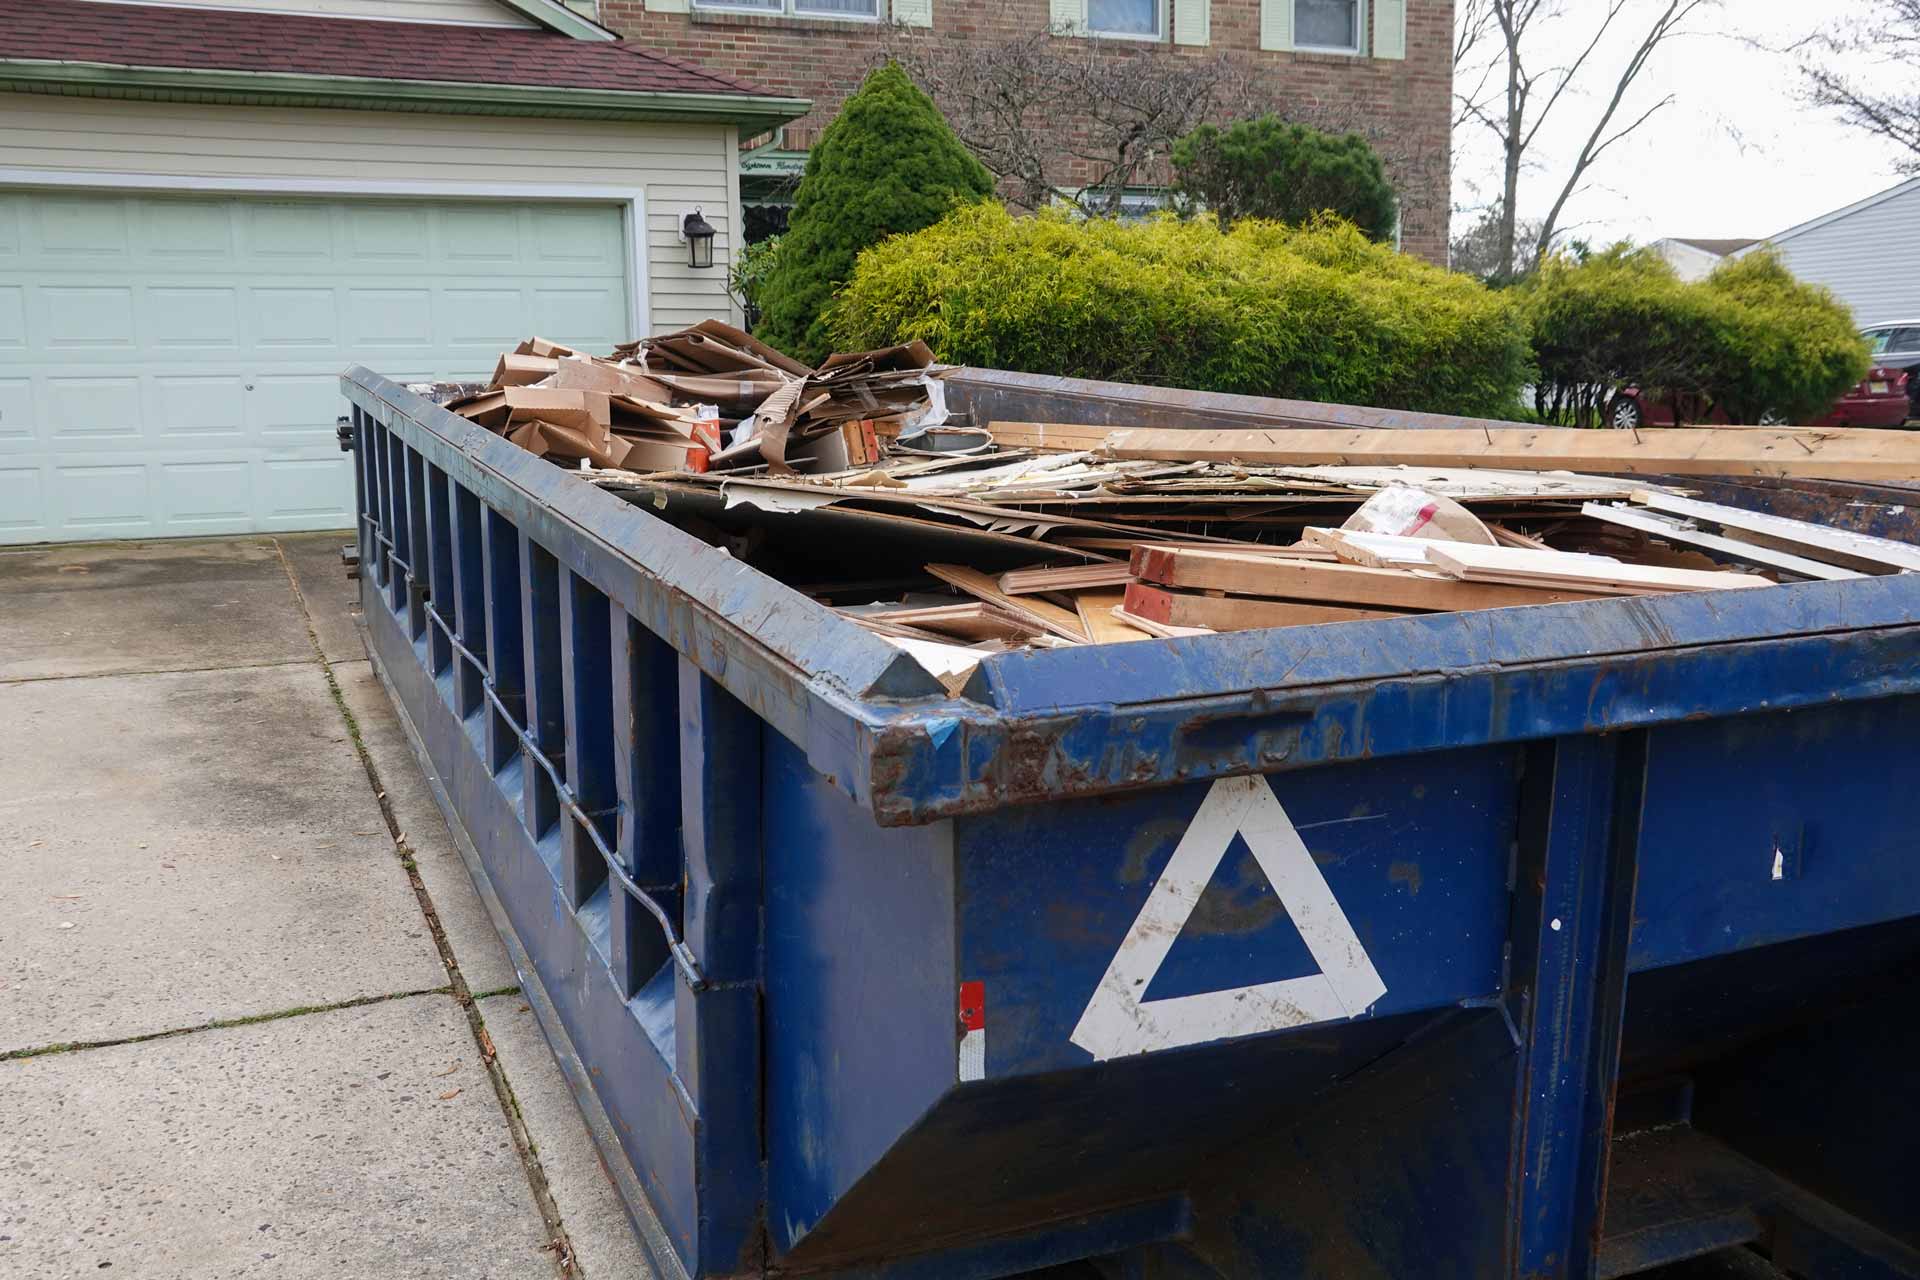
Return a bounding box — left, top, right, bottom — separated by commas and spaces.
599, 0, 1454, 264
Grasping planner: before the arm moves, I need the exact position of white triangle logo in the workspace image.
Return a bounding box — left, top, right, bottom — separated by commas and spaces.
1070, 774, 1388, 1062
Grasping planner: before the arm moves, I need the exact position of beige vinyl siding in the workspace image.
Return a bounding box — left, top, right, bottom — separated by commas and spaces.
0, 93, 738, 333
77, 0, 539, 26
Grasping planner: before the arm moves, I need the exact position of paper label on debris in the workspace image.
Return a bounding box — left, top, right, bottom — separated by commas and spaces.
1341, 484, 1496, 544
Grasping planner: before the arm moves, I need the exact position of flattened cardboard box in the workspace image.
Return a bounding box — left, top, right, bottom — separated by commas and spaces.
504, 388, 610, 431
553, 355, 672, 405
507, 419, 631, 470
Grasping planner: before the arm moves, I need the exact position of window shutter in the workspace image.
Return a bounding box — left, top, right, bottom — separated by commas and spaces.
649, 0, 690, 11
893, 0, 933, 24
1174, 0, 1209, 45
1260, 0, 1292, 50
1373, 0, 1405, 58
1051, 0, 1084, 34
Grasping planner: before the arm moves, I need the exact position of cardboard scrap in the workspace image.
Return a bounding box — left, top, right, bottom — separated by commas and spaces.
493, 352, 559, 387
552, 355, 671, 404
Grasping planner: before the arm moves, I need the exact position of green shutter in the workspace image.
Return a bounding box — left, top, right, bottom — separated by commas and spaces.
1373, 0, 1406, 58
1174, 0, 1210, 45
1051, 0, 1084, 34
1260, 0, 1292, 50
892, 0, 933, 23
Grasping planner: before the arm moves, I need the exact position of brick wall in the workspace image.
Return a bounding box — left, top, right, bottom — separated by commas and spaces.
599, 0, 1454, 264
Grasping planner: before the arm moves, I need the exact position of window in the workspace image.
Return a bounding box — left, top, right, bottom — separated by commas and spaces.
1088, 0, 1161, 38
1866, 329, 1893, 355
1295, 0, 1360, 52
1890, 328, 1920, 356
692, 0, 879, 16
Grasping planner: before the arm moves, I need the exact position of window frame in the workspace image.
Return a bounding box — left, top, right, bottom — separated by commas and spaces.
690, 0, 883, 21
1292, 0, 1366, 55
1085, 0, 1168, 42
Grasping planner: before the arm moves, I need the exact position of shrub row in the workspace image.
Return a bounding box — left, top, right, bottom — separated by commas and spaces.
826, 204, 1534, 419
1525, 247, 1870, 426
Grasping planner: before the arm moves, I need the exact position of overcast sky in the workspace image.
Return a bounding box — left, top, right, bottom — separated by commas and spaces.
1450, 0, 1909, 247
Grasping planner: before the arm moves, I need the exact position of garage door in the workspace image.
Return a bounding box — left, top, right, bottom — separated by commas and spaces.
0, 190, 630, 544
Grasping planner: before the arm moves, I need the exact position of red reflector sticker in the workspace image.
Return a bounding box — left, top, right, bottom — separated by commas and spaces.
958, 980, 985, 1032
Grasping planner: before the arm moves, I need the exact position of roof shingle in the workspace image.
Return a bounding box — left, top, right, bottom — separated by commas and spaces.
0, 0, 778, 99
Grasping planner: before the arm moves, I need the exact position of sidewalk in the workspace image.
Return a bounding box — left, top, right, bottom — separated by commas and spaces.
0, 534, 652, 1279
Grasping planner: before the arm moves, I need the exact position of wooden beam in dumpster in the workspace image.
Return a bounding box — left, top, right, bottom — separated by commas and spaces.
1099, 424, 1920, 482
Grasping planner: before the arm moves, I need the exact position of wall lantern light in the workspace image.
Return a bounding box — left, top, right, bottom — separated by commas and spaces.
680, 209, 717, 269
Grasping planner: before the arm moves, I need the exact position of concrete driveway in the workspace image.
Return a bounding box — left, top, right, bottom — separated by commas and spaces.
0, 534, 652, 1279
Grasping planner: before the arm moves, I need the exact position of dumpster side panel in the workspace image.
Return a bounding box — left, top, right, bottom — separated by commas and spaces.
1631, 695, 1920, 970
763, 731, 958, 1257
787, 1010, 1431, 1270
959, 750, 1518, 1077
364, 586, 704, 1266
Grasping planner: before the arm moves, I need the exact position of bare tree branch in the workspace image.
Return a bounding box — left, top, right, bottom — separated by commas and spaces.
1531, 0, 1707, 266
880, 4, 1259, 216
1797, 0, 1920, 173
1453, 0, 1717, 279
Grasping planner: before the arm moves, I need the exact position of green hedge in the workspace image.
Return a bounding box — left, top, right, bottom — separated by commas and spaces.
1701, 251, 1872, 424
827, 204, 1532, 418
1526, 246, 1870, 425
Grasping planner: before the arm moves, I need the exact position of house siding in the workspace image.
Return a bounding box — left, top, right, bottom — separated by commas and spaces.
1755, 180, 1920, 328
78, 0, 540, 24
1652, 239, 1723, 283
0, 92, 740, 333
597, 0, 1455, 265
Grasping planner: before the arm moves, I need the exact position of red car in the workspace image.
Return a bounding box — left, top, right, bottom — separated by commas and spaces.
1608, 364, 1913, 429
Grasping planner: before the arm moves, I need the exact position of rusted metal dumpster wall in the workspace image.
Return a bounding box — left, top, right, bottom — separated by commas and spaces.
344, 365, 1920, 1280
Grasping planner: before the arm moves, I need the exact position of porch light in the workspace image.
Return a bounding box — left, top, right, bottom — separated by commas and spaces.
680, 209, 717, 269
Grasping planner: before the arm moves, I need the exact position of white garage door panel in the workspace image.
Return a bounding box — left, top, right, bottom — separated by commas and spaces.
0, 190, 630, 543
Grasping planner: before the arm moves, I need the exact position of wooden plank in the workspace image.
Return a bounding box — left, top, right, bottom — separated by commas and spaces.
1113, 606, 1213, 638
1101, 426, 1920, 483
1424, 541, 1768, 593
863, 601, 1046, 643
1488, 523, 1553, 551
1061, 536, 1335, 559
1124, 582, 1404, 631
1630, 490, 1920, 574
925, 563, 1091, 642
1581, 503, 1865, 582
1304, 527, 1448, 569
1131, 546, 1620, 610
989, 421, 1128, 452
999, 562, 1136, 595
1075, 589, 1156, 643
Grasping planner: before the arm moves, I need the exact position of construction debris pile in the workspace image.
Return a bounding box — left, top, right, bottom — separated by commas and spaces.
431, 334, 1920, 692
442, 323, 951, 476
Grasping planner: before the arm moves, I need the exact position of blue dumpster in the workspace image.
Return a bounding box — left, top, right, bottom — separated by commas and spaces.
342, 365, 1920, 1280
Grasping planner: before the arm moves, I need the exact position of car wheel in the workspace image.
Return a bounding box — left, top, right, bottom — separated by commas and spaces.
1608, 396, 1644, 429
1756, 407, 1791, 426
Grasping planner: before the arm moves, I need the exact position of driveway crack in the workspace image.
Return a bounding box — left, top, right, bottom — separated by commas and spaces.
272, 537, 582, 1279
